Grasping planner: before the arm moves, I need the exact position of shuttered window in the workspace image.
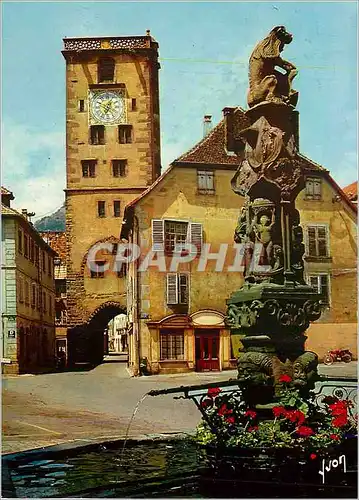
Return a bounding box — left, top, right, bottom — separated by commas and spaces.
197, 170, 215, 193
31, 283, 36, 308
151, 219, 203, 255
18, 229, 23, 254
18, 279, 24, 303
160, 330, 184, 360
308, 274, 330, 306
164, 221, 188, 254
25, 282, 30, 305
305, 177, 322, 200
307, 225, 329, 257
24, 234, 29, 258
166, 273, 189, 305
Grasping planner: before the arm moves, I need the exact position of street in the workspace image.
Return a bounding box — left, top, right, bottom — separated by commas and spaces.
2, 360, 357, 454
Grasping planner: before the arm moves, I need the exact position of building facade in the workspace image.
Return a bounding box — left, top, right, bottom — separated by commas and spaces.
121, 109, 357, 375
40, 231, 68, 363
1, 188, 57, 374
62, 33, 161, 365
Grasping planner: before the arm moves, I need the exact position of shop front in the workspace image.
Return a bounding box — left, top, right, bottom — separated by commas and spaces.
145, 310, 235, 374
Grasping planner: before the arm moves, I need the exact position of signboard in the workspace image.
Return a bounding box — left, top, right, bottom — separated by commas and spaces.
7, 330, 16, 339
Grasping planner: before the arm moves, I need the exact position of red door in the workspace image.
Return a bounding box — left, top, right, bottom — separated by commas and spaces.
195, 330, 220, 371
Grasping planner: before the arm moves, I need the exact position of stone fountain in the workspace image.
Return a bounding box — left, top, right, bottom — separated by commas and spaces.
227, 25, 323, 403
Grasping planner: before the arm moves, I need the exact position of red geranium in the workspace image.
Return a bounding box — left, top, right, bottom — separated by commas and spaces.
330, 434, 340, 440
207, 387, 221, 398
248, 426, 259, 433
332, 415, 348, 428
201, 398, 212, 408
218, 404, 233, 417
245, 410, 257, 419
285, 410, 306, 425
329, 401, 349, 416
310, 453, 317, 460
296, 426, 314, 437
272, 406, 286, 418
279, 374, 292, 383
226, 416, 235, 424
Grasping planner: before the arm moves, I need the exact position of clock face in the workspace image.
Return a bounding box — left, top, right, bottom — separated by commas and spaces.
89, 90, 126, 125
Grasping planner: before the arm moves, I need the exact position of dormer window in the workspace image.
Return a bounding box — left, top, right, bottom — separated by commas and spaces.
98, 57, 115, 83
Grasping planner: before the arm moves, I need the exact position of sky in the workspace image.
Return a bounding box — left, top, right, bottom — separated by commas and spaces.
1, 0, 358, 220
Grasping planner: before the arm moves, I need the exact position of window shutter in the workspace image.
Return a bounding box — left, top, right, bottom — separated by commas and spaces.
309, 275, 319, 291
166, 274, 178, 304
317, 227, 328, 256
152, 219, 164, 251
206, 172, 214, 190
306, 179, 314, 196
179, 273, 189, 304
320, 275, 329, 305
313, 179, 321, 197
189, 222, 203, 254
307, 227, 316, 256
197, 171, 207, 190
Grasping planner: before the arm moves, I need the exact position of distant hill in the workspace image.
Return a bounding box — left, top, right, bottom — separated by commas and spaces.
34, 205, 66, 232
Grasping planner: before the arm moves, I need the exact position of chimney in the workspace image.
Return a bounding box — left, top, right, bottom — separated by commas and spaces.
203, 115, 212, 138
21, 209, 35, 223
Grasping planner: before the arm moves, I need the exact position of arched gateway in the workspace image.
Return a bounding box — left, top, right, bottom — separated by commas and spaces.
67, 301, 126, 367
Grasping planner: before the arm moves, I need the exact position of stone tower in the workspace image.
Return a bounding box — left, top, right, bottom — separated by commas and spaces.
62, 33, 161, 365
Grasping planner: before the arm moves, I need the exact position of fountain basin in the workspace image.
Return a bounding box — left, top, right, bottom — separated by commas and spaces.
2, 435, 357, 498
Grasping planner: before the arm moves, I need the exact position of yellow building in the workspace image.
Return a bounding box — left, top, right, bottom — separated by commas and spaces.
1, 188, 57, 374
62, 33, 161, 365
121, 109, 357, 375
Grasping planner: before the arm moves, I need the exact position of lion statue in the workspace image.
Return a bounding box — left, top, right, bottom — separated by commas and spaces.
247, 26, 298, 108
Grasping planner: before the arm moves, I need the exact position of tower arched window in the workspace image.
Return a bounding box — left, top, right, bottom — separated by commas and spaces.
98, 57, 115, 83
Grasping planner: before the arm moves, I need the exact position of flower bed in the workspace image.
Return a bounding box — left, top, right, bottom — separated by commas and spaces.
195, 376, 357, 454
195, 376, 357, 496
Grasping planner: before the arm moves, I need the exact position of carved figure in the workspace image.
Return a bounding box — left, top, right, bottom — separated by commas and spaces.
247, 26, 298, 108
237, 351, 273, 384
240, 116, 285, 172
252, 208, 275, 265
291, 209, 305, 282
293, 351, 319, 390
271, 244, 283, 271
234, 206, 247, 243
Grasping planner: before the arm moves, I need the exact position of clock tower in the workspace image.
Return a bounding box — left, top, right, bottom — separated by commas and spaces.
62, 33, 161, 365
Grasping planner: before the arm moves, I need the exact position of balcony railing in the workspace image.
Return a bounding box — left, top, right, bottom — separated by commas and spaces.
63, 36, 153, 52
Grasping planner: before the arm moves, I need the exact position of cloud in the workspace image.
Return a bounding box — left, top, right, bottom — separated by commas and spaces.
2, 122, 65, 218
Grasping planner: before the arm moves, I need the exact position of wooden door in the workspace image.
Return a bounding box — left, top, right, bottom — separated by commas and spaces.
195, 330, 220, 371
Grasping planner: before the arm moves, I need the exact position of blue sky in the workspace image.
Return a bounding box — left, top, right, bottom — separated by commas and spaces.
2, 1, 357, 219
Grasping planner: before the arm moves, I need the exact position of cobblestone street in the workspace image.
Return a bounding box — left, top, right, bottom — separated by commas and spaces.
2, 360, 357, 454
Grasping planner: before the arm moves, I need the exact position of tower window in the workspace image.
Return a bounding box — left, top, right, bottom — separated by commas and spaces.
82, 160, 96, 177
131, 98, 137, 111
113, 200, 121, 217
118, 125, 132, 144
98, 201, 106, 218
79, 100, 85, 112
90, 126, 105, 145
112, 159, 127, 177
98, 57, 115, 83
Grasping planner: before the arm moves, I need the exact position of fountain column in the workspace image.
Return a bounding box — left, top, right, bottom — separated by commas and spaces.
226, 26, 323, 403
